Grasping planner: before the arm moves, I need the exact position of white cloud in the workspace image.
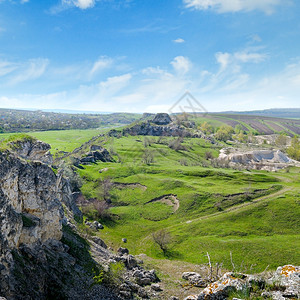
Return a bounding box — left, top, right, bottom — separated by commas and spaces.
184, 0, 284, 14
90, 56, 114, 76
215, 52, 231, 72
215, 49, 267, 74
234, 51, 266, 63
74, 0, 95, 9
61, 0, 95, 10
173, 38, 185, 43
1, 51, 300, 114
0, 61, 17, 77
20, 0, 29, 3
8, 58, 49, 85
171, 56, 192, 75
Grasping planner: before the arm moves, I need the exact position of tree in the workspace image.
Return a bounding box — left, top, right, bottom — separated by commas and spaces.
143, 137, 151, 147
168, 137, 187, 151
205, 151, 213, 160
142, 149, 155, 165
236, 131, 247, 143
215, 125, 234, 142
152, 229, 172, 255
275, 134, 288, 148
200, 121, 213, 134
287, 136, 300, 161
234, 124, 243, 134
97, 178, 113, 203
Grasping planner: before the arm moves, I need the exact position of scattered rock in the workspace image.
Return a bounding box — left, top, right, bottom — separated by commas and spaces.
122, 238, 127, 243
182, 272, 206, 287
137, 287, 148, 298
91, 237, 107, 249
151, 283, 162, 291
118, 247, 129, 256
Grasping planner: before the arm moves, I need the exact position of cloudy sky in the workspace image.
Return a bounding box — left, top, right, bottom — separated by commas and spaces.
0, 0, 299, 113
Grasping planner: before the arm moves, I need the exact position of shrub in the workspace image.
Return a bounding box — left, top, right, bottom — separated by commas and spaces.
152, 229, 172, 255
205, 151, 213, 160
142, 149, 155, 165
168, 138, 187, 151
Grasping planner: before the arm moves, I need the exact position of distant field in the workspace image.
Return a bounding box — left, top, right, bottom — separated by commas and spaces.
192, 113, 300, 135
0, 129, 105, 153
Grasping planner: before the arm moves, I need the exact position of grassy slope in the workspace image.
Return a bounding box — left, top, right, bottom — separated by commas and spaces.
76, 135, 300, 273
5, 129, 298, 273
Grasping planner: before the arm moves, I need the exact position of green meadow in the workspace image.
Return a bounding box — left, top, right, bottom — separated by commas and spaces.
75, 135, 300, 273
3, 129, 298, 273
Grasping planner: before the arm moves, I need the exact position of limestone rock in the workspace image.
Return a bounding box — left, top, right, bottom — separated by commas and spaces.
152, 113, 172, 125
151, 283, 162, 291
8, 137, 53, 165
267, 265, 300, 299
186, 272, 249, 300
219, 148, 300, 171
182, 272, 206, 287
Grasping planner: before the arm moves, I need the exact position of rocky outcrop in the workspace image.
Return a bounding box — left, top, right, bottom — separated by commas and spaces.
0, 151, 63, 247
266, 265, 300, 299
0, 138, 161, 299
185, 265, 300, 300
152, 113, 172, 125
7, 136, 53, 165
219, 148, 300, 171
0, 150, 64, 297
123, 121, 196, 137
73, 145, 113, 166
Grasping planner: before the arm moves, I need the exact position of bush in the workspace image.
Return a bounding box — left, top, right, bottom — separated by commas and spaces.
168, 138, 187, 151
205, 151, 213, 160
152, 229, 172, 255
287, 136, 300, 161
142, 149, 155, 165
215, 125, 234, 142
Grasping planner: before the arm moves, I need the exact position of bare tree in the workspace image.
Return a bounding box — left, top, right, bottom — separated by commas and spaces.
93, 200, 111, 220
142, 149, 155, 165
152, 229, 172, 255
97, 178, 113, 203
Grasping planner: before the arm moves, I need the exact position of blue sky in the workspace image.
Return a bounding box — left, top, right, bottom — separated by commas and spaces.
0, 0, 299, 113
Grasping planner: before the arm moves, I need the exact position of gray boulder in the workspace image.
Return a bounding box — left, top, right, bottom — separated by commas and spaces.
152, 113, 172, 125
182, 272, 206, 287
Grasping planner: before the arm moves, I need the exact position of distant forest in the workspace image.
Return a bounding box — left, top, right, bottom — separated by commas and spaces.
0, 108, 141, 133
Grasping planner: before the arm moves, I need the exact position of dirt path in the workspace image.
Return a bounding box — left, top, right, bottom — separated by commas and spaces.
183, 186, 293, 225
137, 184, 294, 253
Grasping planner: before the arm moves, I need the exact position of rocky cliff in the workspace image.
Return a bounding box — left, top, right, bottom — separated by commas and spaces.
0, 137, 160, 300
0, 138, 81, 298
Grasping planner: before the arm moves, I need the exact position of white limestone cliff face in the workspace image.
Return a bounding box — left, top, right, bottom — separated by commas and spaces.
218, 148, 300, 171
0, 151, 63, 251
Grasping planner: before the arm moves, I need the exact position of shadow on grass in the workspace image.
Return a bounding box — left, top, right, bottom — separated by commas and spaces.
163, 249, 184, 260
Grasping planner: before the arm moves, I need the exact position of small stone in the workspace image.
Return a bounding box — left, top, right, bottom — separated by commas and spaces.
137, 288, 148, 298
118, 247, 129, 255
151, 283, 162, 291
122, 238, 127, 243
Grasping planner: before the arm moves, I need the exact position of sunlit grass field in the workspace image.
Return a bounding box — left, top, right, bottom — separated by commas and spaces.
2, 129, 298, 272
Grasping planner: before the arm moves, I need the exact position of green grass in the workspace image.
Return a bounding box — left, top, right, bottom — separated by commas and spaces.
9, 128, 298, 273
73, 135, 300, 273
0, 129, 106, 154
